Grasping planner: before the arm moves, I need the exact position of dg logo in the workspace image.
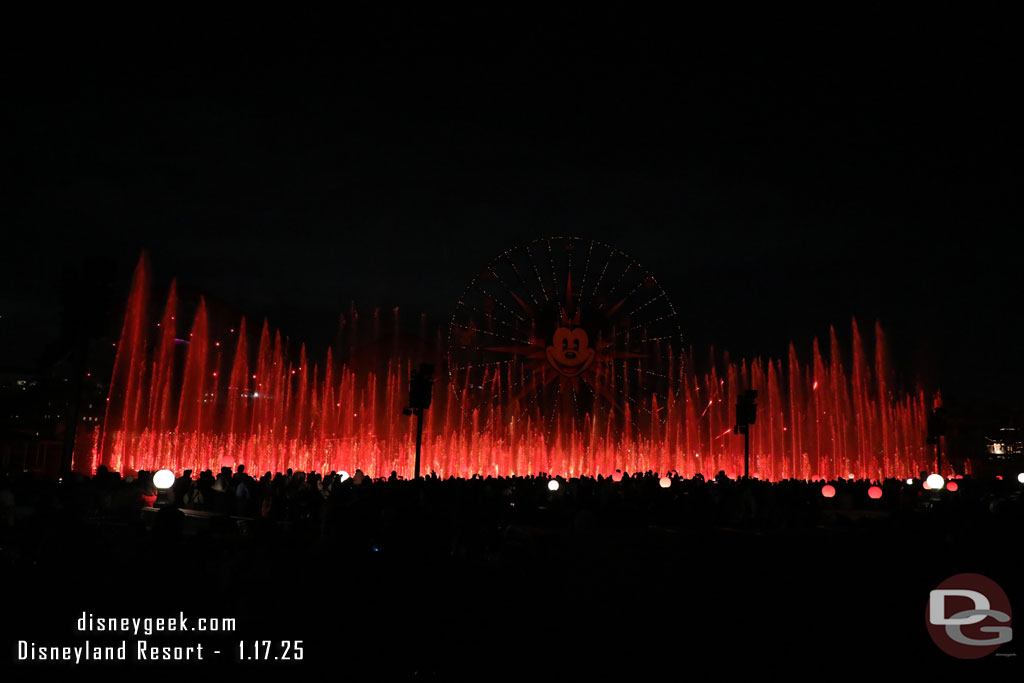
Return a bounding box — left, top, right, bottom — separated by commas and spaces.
926, 573, 1013, 658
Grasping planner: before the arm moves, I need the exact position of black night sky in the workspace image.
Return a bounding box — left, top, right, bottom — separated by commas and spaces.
4, 9, 1022, 412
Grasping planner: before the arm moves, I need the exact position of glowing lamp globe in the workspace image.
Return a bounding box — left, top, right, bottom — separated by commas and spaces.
821, 484, 836, 498
906, 478, 914, 485
946, 481, 959, 492
338, 471, 351, 483
153, 469, 175, 490
659, 476, 672, 489
548, 479, 560, 491
1018, 473, 1024, 484
925, 474, 945, 490
867, 485, 882, 500
611, 471, 623, 483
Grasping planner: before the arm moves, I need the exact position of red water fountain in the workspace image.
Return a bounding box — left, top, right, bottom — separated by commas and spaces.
83, 251, 940, 481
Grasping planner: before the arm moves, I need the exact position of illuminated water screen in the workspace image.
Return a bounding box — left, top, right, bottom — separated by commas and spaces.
84, 242, 943, 481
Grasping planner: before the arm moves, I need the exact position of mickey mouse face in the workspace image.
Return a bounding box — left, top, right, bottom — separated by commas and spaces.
545, 326, 595, 376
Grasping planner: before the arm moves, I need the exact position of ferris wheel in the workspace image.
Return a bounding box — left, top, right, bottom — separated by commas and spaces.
447, 236, 683, 434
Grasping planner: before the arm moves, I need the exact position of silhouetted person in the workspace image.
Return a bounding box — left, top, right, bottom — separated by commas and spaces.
153, 503, 185, 539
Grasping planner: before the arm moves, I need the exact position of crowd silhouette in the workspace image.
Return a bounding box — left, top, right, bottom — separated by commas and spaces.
2, 464, 1021, 676
2, 465, 1020, 544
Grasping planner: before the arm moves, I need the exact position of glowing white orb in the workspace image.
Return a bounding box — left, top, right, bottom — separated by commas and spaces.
659, 476, 672, 488
926, 474, 945, 490
548, 479, 560, 491
906, 478, 914, 485
153, 469, 175, 490
1018, 472, 1024, 484
338, 471, 351, 482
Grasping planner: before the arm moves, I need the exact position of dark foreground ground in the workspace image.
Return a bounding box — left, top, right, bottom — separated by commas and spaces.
1, 471, 1021, 679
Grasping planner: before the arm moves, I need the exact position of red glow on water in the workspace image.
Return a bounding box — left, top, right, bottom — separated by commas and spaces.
81, 256, 939, 480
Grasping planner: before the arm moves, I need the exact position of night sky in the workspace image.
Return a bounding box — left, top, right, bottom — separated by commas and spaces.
4, 10, 1022, 411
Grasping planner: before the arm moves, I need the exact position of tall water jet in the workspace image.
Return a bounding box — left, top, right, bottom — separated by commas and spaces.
85, 252, 943, 481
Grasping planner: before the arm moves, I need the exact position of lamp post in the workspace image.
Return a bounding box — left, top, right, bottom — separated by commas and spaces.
927, 407, 947, 475
734, 390, 758, 479
402, 363, 434, 480
153, 468, 175, 507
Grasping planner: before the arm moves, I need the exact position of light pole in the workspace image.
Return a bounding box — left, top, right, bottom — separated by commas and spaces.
153, 468, 175, 507
734, 390, 758, 479
402, 363, 434, 480
927, 407, 947, 476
